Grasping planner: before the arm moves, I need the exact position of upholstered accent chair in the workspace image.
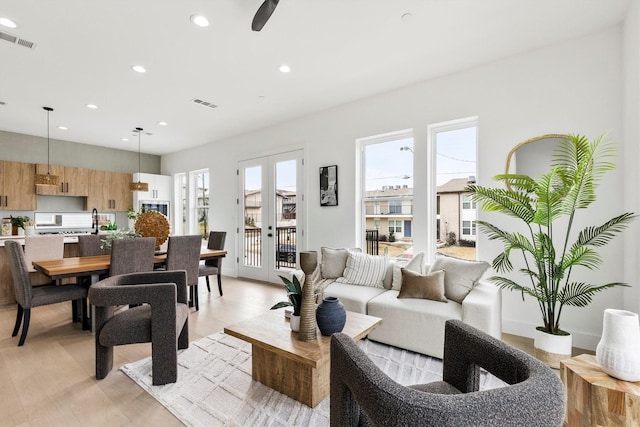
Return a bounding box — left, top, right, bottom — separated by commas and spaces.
6, 240, 88, 346
330, 319, 566, 427
88, 270, 189, 385
199, 231, 226, 295
165, 235, 202, 310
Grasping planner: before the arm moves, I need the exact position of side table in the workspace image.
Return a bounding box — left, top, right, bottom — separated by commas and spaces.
561, 354, 640, 426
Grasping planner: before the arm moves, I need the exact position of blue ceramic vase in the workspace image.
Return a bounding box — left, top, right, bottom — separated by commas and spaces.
316, 296, 346, 336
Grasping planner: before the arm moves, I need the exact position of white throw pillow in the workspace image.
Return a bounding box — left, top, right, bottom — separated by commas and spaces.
429, 253, 489, 303
391, 252, 425, 291
336, 251, 389, 288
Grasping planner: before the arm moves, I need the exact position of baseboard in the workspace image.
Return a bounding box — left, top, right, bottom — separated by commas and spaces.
502, 319, 599, 352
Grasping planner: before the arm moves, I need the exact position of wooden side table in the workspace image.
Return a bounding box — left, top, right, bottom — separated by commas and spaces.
561, 354, 640, 426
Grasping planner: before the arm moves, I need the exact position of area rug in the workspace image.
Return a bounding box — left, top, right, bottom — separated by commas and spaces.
121, 333, 506, 426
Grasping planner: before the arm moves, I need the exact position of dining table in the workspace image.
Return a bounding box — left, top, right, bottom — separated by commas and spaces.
31, 248, 227, 331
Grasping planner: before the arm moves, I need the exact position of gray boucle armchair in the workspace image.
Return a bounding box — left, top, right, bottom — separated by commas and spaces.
88, 270, 189, 385
330, 319, 566, 427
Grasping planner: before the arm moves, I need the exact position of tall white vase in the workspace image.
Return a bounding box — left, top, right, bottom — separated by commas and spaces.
596, 309, 640, 382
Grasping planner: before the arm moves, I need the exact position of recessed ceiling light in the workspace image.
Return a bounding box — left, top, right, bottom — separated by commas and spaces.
0, 17, 17, 29
132, 65, 146, 73
86, 104, 98, 109
57, 126, 67, 130
190, 14, 209, 27
279, 65, 291, 73
158, 121, 167, 126
121, 138, 129, 142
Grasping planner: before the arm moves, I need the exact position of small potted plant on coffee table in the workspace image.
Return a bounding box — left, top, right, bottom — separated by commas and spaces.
270, 275, 303, 331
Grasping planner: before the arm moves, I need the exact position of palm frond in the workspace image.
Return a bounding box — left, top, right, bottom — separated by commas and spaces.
492, 174, 537, 192
466, 185, 535, 223
576, 212, 637, 247
561, 246, 601, 270
558, 282, 629, 307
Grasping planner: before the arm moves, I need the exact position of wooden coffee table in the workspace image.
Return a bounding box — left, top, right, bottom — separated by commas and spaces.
224, 309, 382, 407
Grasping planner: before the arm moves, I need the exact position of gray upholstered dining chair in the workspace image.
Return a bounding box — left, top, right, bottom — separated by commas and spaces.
165, 235, 202, 310
109, 237, 156, 276
88, 270, 189, 385
6, 240, 88, 346
199, 231, 226, 296
330, 319, 566, 427
78, 234, 110, 257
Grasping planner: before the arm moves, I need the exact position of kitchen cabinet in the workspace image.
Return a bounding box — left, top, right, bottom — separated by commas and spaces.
132, 173, 171, 201
87, 170, 132, 211
35, 164, 89, 196
0, 161, 36, 210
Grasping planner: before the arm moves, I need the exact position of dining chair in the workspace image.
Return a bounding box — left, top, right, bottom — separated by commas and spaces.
23, 234, 65, 273
78, 234, 110, 257
88, 270, 189, 385
165, 235, 202, 310
6, 240, 88, 346
109, 237, 156, 277
199, 231, 226, 296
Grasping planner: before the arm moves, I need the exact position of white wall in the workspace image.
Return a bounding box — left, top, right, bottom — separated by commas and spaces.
163, 26, 630, 349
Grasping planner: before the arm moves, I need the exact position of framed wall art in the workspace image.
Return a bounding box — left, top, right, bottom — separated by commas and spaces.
320, 165, 338, 206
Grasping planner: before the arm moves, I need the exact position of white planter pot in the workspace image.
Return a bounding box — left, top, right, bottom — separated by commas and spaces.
290, 314, 300, 332
534, 328, 572, 369
24, 226, 35, 236
596, 309, 640, 382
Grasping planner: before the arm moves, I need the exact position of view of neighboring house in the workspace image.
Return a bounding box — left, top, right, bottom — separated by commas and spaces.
363, 177, 477, 244
244, 189, 297, 228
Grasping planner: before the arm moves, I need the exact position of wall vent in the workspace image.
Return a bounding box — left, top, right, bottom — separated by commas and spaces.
0, 31, 36, 49
191, 98, 217, 109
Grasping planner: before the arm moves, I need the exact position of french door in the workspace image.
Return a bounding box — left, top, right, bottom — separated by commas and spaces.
238, 150, 303, 283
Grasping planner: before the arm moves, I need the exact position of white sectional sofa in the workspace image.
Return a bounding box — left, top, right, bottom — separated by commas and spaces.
296, 247, 502, 359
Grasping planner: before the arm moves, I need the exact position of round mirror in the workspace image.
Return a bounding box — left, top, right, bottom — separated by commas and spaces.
505, 134, 570, 183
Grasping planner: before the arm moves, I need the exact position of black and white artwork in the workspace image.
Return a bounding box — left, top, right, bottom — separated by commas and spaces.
320, 165, 338, 206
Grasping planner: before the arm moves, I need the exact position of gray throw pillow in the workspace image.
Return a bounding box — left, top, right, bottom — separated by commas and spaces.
429, 253, 489, 303
320, 247, 361, 279
391, 252, 425, 291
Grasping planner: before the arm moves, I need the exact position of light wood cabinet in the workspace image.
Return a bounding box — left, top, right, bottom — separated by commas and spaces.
35, 164, 89, 196
87, 170, 132, 211
0, 161, 37, 210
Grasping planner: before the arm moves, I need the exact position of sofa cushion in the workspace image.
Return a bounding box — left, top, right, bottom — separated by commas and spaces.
323, 281, 387, 314
391, 252, 425, 290
397, 268, 447, 302
336, 251, 389, 288
321, 247, 361, 279
430, 253, 489, 303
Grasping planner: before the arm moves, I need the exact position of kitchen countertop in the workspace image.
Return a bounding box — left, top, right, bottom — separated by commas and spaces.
0, 235, 80, 246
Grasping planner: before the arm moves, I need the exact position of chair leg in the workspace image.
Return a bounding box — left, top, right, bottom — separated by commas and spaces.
206, 276, 211, 292
72, 300, 79, 323
12, 304, 24, 337
217, 273, 223, 296
18, 308, 31, 346
194, 284, 199, 311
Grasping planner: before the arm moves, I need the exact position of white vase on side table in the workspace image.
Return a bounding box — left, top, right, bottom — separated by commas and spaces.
596, 309, 640, 382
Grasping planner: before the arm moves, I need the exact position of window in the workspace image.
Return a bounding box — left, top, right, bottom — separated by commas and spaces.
173, 173, 187, 235
429, 118, 478, 260
389, 219, 402, 233
359, 130, 414, 255
462, 194, 476, 210
462, 220, 476, 236
189, 169, 209, 237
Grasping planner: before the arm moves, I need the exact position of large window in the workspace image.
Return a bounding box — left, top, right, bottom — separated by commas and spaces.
192, 169, 209, 237
359, 130, 413, 258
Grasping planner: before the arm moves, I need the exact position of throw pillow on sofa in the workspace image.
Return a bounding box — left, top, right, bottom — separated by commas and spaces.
391, 252, 425, 291
321, 247, 361, 279
336, 251, 389, 288
430, 253, 489, 303
397, 268, 447, 302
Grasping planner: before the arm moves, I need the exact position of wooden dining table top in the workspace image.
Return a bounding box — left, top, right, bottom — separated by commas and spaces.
32, 248, 227, 279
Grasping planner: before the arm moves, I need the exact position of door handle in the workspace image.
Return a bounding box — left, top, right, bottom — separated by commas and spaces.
268, 233, 273, 237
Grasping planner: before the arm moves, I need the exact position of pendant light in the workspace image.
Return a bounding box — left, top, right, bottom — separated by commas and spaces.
35, 106, 60, 186
130, 127, 149, 191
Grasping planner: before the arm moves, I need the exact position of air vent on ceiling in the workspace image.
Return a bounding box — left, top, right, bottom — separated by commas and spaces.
191, 98, 217, 109
0, 31, 36, 49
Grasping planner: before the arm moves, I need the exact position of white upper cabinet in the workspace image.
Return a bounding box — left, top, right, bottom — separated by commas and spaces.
132, 173, 172, 201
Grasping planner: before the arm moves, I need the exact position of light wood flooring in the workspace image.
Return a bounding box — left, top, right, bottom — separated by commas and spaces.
0, 276, 588, 426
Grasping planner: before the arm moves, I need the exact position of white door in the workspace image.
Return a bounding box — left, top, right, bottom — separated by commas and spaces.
238, 150, 303, 283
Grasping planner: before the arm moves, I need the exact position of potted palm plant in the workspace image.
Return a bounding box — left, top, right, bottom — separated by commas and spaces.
467, 134, 635, 367
270, 275, 303, 331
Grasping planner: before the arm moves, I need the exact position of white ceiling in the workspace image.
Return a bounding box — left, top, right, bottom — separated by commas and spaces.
0, 0, 630, 155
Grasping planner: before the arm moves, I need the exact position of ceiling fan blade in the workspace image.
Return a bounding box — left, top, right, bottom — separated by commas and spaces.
252, 0, 280, 31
